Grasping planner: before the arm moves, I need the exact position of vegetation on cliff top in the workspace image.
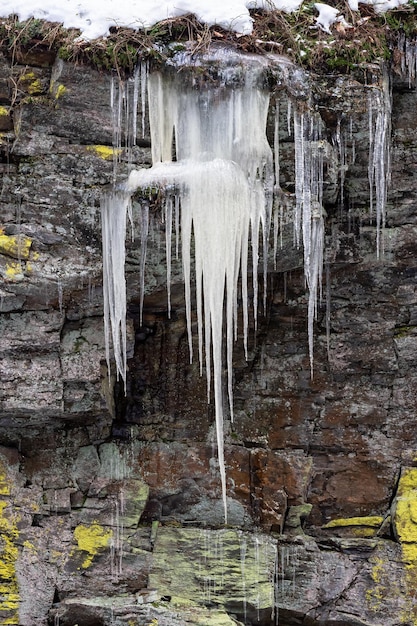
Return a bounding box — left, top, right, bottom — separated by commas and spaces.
0, 1, 416, 75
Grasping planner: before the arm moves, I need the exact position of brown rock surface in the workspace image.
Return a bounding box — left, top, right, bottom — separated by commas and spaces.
0, 44, 417, 626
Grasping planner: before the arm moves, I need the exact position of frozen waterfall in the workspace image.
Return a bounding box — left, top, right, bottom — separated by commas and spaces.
101, 49, 391, 522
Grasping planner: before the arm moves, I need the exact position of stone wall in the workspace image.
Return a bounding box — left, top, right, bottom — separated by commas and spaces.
1, 44, 417, 626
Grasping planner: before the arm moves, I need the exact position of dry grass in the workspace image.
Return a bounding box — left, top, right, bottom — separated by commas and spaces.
0, 3, 416, 76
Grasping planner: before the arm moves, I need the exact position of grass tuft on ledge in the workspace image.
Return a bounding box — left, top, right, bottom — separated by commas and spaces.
0, 2, 417, 76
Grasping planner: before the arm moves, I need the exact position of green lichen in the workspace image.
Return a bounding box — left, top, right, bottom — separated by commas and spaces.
150, 528, 276, 612
394, 325, 413, 338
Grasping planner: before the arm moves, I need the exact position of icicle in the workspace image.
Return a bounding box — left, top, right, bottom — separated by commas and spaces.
174, 194, 180, 260
132, 65, 140, 152
139, 202, 149, 326
239, 533, 247, 624
325, 261, 331, 362
103, 53, 324, 522
124, 63, 274, 520
88, 274, 94, 305
272, 544, 279, 626
307, 201, 324, 377
293, 104, 325, 377
334, 117, 345, 209
140, 60, 149, 138
101, 189, 130, 387
367, 91, 374, 221
111, 77, 123, 181
110, 68, 146, 177
57, 278, 63, 314
398, 33, 417, 87
165, 195, 173, 318
367, 70, 391, 258
273, 98, 280, 267
293, 108, 304, 248
254, 535, 261, 621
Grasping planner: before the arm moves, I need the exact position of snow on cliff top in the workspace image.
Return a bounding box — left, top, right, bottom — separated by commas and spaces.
0, 0, 410, 40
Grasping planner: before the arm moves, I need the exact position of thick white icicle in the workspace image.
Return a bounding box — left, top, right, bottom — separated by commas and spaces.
128, 160, 251, 519
101, 190, 130, 387
126, 61, 274, 520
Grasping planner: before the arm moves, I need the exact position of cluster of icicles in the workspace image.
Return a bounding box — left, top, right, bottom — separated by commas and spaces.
101, 52, 391, 522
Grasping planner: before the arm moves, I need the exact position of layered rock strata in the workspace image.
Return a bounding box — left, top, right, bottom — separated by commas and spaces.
0, 44, 417, 626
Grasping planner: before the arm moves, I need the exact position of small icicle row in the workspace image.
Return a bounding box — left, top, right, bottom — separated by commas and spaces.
293, 103, 325, 377
110, 62, 150, 178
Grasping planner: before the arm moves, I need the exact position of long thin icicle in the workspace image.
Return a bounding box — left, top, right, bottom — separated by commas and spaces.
367, 70, 391, 258
293, 105, 325, 377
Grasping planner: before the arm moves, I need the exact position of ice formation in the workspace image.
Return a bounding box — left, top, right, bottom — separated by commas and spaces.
368, 69, 391, 258
124, 51, 276, 520
101, 49, 390, 521
293, 108, 325, 375
398, 33, 417, 87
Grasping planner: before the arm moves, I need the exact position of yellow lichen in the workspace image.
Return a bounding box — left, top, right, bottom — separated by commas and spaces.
55, 84, 67, 99
397, 468, 417, 496
86, 145, 122, 160
0, 107, 9, 117
73, 522, 112, 569
0, 493, 20, 624
395, 497, 417, 544
4, 263, 23, 280
393, 467, 417, 624
323, 516, 384, 538
365, 555, 386, 611
28, 80, 42, 95
323, 516, 384, 529
0, 234, 32, 260
352, 527, 378, 538
0, 473, 10, 498
20, 71, 36, 80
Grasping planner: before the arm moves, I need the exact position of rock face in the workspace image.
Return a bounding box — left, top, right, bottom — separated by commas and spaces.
1, 42, 417, 626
